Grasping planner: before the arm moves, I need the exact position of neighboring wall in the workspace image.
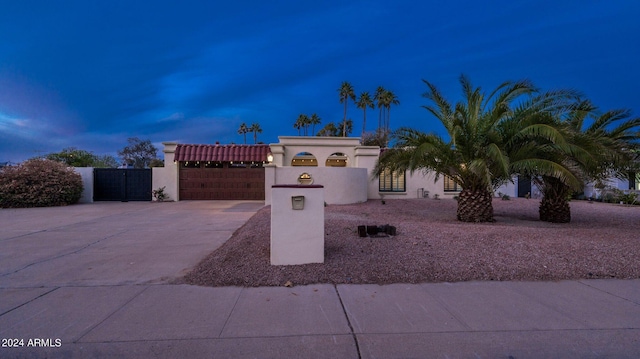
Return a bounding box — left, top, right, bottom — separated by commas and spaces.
73, 167, 94, 203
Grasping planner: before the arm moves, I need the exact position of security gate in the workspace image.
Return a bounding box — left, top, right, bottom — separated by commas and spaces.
94, 169, 152, 201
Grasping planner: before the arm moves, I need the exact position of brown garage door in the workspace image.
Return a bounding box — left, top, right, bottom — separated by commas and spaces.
179, 164, 265, 200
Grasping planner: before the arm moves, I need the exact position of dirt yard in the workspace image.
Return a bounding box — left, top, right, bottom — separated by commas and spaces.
182, 198, 640, 287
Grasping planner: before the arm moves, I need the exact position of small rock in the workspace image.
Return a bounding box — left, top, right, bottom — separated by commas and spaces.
284, 280, 293, 287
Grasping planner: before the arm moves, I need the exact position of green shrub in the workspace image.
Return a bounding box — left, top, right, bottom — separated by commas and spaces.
613, 189, 638, 205
0, 159, 83, 208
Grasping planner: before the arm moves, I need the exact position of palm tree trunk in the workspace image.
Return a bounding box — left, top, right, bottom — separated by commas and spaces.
343, 102, 347, 137
539, 195, 571, 223
539, 176, 571, 223
362, 109, 367, 138
456, 188, 494, 222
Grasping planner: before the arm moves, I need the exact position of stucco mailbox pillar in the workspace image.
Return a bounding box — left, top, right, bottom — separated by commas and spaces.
270, 185, 324, 265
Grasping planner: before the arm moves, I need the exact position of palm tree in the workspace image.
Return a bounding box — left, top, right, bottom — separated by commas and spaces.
309, 113, 321, 135
376, 75, 537, 222
249, 122, 262, 144
501, 98, 588, 223
338, 82, 356, 137
536, 103, 640, 222
295, 114, 309, 136
237, 122, 249, 144
356, 92, 374, 137
382, 89, 400, 132
317, 122, 339, 137
293, 115, 304, 136
337, 119, 353, 137
374, 86, 386, 131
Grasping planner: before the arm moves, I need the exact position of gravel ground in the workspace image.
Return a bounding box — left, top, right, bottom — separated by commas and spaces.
182, 198, 640, 287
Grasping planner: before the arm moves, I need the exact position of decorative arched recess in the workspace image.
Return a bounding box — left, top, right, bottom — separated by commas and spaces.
291, 152, 318, 166
325, 152, 348, 167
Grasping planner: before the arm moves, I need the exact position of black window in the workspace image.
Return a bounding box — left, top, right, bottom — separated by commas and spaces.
443, 175, 461, 192
379, 169, 406, 192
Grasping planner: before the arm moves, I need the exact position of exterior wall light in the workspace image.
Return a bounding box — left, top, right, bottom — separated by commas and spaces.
267, 153, 274, 163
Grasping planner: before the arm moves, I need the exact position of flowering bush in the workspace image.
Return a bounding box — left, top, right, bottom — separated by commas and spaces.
0, 159, 83, 208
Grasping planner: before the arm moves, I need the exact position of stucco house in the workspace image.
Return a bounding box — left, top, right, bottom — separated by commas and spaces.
153, 136, 638, 204
152, 136, 535, 204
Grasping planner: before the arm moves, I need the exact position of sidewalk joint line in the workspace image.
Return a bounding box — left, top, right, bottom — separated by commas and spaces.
218, 286, 244, 338
74, 285, 150, 343
334, 284, 362, 359
0, 287, 59, 317
578, 280, 640, 306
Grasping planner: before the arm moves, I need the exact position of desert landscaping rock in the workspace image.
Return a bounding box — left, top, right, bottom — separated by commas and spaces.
183, 198, 640, 287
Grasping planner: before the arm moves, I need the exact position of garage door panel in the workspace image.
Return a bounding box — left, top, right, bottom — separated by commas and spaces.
179, 166, 265, 200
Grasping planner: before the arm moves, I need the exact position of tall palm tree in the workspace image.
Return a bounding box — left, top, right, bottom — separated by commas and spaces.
338, 82, 356, 137
382, 89, 400, 132
356, 92, 374, 137
295, 114, 310, 136
309, 113, 321, 135
293, 116, 303, 136
376, 75, 537, 222
249, 122, 262, 144
374, 86, 386, 131
237, 122, 249, 144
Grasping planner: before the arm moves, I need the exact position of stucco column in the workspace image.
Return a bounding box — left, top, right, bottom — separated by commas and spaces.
151, 142, 179, 201
264, 164, 276, 205
355, 145, 381, 199
270, 185, 324, 265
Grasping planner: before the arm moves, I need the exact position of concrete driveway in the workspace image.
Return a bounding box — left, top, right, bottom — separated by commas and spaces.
0, 201, 263, 287
1, 201, 639, 358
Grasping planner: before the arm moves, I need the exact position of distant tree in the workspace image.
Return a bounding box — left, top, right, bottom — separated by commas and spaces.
92, 154, 119, 168
381, 89, 399, 132
316, 122, 340, 137
338, 81, 356, 137
356, 92, 375, 137
309, 113, 321, 135
294, 114, 307, 136
45, 147, 96, 167
237, 123, 249, 144
374, 86, 386, 131
118, 137, 158, 169
44, 147, 118, 168
337, 119, 354, 137
361, 130, 389, 147
249, 122, 263, 144
148, 158, 165, 167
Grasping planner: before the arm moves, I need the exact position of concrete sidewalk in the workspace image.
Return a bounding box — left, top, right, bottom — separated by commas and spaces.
0, 280, 639, 358
1, 201, 639, 358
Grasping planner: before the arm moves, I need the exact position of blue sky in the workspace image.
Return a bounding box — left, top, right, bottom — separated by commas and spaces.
1, 1, 639, 162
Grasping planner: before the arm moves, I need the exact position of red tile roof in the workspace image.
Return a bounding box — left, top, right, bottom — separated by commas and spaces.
174, 144, 271, 162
